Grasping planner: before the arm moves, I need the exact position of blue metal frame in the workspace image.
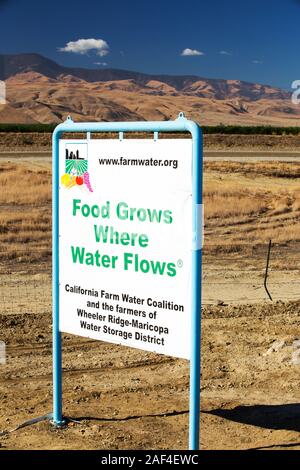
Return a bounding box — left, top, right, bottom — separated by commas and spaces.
52, 113, 203, 450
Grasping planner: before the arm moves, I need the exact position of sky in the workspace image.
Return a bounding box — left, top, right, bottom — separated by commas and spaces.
0, 0, 299, 89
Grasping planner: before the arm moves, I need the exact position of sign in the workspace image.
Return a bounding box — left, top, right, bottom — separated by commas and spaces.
52, 115, 202, 450
59, 139, 192, 359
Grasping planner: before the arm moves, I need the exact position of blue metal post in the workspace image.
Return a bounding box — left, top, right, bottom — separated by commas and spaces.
188, 122, 203, 450
51, 114, 203, 446
52, 127, 63, 425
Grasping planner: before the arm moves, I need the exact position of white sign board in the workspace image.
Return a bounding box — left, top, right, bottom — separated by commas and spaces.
59, 139, 192, 359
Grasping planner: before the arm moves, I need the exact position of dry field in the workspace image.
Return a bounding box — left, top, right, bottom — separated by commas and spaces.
1, 155, 300, 449
205, 160, 300, 252
1, 158, 300, 261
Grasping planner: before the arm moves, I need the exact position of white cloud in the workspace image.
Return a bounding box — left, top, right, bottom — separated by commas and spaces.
94, 62, 108, 66
219, 50, 232, 56
59, 38, 109, 56
181, 48, 204, 56
252, 59, 263, 64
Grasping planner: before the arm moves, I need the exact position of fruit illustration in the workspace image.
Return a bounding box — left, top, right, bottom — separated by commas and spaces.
61, 173, 71, 187
83, 171, 93, 192
76, 176, 84, 186
62, 146, 92, 191
68, 176, 77, 188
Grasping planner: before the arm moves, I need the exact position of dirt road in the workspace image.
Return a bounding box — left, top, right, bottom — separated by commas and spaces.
2, 150, 300, 165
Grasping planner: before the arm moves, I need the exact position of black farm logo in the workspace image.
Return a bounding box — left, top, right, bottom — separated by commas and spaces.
61, 143, 93, 191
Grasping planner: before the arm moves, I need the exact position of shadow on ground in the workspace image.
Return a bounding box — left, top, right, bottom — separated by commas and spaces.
205, 403, 300, 433
205, 403, 300, 449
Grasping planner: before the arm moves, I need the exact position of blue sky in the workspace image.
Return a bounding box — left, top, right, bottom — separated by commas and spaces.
0, 0, 299, 89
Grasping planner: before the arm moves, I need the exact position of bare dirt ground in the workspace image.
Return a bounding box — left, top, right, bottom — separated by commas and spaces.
1, 147, 300, 450
2, 301, 300, 450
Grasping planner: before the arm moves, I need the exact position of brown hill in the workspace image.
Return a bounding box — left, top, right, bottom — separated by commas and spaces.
0, 54, 298, 125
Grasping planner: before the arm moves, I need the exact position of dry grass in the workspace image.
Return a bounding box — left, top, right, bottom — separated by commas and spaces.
0, 163, 51, 267
204, 161, 300, 256
0, 164, 51, 205
204, 181, 269, 219
205, 161, 300, 179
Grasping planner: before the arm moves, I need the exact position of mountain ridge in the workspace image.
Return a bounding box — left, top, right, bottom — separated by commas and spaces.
0, 53, 289, 100
0, 53, 298, 125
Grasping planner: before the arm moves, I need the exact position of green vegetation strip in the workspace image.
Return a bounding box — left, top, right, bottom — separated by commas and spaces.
1, 123, 300, 135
